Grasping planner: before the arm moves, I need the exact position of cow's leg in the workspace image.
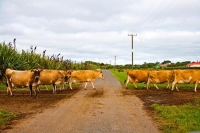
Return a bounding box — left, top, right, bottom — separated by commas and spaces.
34, 86, 38, 97
55, 85, 57, 93
146, 79, 151, 90
29, 85, 33, 97
91, 81, 95, 89
171, 81, 176, 91
53, 83, 57, 94
166, 81, 170, 89
133, 82, 137, 89
172, 82, 179, 92
154, 84, 159, 89
6, 79, 13, 96
7, 86, 13, 96
45, 85, 49, 91
69, 81, 73, 89
84, 82, 88, 90
37, 87, 40, 92
175, 84, 179, 91
125, 79, 128, 87
60, 82, 64, 91
144, 84, 147, 88
124, 76, 130, 88
194, 81, 198, 92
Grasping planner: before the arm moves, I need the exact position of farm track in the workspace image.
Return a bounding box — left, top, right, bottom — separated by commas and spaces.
0, 70, 200, 132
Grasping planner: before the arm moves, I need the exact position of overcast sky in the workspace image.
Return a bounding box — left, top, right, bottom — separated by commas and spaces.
0, 0, 200, 65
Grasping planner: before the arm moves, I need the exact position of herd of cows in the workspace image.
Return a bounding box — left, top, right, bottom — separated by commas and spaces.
125, 69, 200, 92
3, 68, 200, 97
5, 68, 104, 97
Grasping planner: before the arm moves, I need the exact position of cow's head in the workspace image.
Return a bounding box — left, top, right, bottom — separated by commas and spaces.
66, 70, 72, 78
31, 69, 43, 81
98, 71, 104, 80
64, 70, 72, 82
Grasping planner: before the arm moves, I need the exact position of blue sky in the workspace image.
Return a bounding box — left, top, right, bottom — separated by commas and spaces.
0, 0, 200, 65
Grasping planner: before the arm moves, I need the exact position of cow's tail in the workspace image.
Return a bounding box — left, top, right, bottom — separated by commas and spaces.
124, 79, 127, 84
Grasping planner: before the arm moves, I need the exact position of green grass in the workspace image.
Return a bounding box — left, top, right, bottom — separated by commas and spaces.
152, 102, 200, 133
0, 109, 17, 128
0, 83, 7, 90
109, 69, 127, 84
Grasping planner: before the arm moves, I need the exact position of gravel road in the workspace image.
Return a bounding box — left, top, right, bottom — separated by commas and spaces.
5, 70, 160, 133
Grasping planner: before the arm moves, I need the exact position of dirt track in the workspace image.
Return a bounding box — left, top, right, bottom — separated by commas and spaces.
2, 70, 160, 133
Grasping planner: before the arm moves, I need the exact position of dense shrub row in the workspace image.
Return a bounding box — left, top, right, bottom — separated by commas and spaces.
0, 42, 99, 79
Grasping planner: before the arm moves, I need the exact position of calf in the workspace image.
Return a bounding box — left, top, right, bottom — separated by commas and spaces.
6, 68, 42, 97
35, 70, 70, 94
68, 70, 104, 90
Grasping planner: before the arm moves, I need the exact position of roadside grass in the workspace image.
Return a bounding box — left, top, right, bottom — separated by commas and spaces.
0, 110, 17, 128
152, 102, 200, 133
110, 69, 200, 133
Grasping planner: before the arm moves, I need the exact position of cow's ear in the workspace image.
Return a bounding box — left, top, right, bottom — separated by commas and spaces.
67, 70, 73, 73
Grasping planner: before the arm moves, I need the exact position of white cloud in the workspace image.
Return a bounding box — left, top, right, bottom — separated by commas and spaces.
0, 0, 200, 65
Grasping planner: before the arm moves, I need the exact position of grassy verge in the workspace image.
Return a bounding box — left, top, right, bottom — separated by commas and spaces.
0, 110, 17, 129
110, 69, 200, 133
152, 102, 200, 133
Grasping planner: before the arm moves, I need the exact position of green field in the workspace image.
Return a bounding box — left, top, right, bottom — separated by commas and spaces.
110, 69, 200, 133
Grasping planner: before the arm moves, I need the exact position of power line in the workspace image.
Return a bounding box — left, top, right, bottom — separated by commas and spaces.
137, 0, 167, 30
141, 0, 176, 30
145, 0, 176, 28
134, 1, 157, 31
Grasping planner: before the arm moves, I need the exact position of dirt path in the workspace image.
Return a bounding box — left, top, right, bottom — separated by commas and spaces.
4, 70, 160, 133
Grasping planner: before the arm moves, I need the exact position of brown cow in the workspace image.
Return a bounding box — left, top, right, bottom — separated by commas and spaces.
40, 70, 72, 91
68, 70, 104, 90
35, 70, 71, 93
124, 70, 149, 89
171, 69, 200, 92
6, 68, 42, 97
146, 70, 174, 90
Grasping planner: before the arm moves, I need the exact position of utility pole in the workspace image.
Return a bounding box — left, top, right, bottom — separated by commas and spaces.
128, 34, 137, 69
